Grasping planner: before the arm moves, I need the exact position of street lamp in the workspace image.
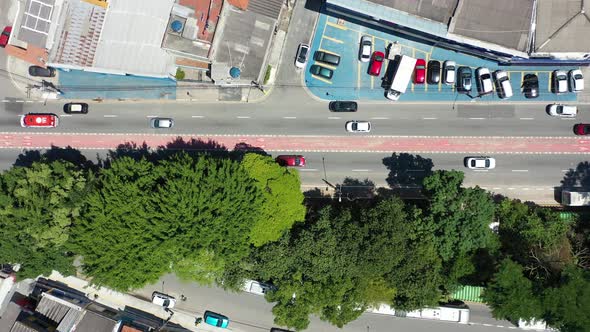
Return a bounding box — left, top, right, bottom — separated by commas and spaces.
321, 157, 342, 202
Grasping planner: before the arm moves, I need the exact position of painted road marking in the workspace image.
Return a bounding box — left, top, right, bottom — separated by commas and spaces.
103, 115, 117, 118
473, 170, 489, 172
311, 74, 333, 84
469, 117, 486, 120
371, 117, 389, 120
298, 169, 318, 172
562, 169, 570, 172
519, 117, 534, 120
326, 21, 347, 30
146, 115, 158, 118
561, 118, 576, 121
323, 36, 343, 44
352, 169, 370, 172
357, 31, 361, 89
191, 115, 204, 118
328, 117, 341, 119
512, 169, 529, 172
423, 117, 437, 120
236, 116, 251, 119
283, 116, 297, 119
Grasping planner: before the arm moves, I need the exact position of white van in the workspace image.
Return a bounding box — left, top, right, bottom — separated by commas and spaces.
493, 70, 513, 99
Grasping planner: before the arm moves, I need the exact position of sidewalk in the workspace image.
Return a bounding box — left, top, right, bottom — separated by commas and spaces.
47, 271, 215, 332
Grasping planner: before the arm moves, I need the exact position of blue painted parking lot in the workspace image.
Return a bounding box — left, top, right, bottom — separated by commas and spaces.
305, 12, 578, 103
58, 70, 176, 100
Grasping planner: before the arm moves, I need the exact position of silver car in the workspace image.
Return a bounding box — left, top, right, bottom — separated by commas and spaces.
150, 117, 174, 128
465, 157, 496, 170
295, 43, 310, 69
359, 36, 372, 62
345, 120, 371, 133
547, 104, 577, 118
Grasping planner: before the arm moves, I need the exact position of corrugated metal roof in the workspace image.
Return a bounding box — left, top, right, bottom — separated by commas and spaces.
10, 321, 38, 332
57, 307, 83, 332
452, 285, 484, 303
74, 311, 118, 332
36, 293, 82, 323
247, 0, 283, 19
92, 0, 175, 77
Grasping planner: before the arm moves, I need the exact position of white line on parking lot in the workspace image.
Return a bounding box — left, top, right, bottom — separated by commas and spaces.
283, 116, 297, 119
237, 116, 251, 119
519, 117, 534, 120
328, 117, 341, 119
371, 117, 389, 120
511, 169, 529, 172
191, 115, 204, 118
469, 117, 486, 120
103, 115, 117, 118
298, 169, 318, 172
423, 117, 437, 120
352, 169, 370, 172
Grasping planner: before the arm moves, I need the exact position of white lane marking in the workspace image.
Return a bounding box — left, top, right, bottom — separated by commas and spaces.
352, 169, 370, 172
103, 115, 117, 118
15, 100, 24, 103
561, 169, 570, 172
371, 117, 389, 120
146, 115, 158, 118
298, 169, 318, 172
519, 117, 534, 120
191, 115, 204, 118
25, 100, 34, 103
237, 116, 251, 119
61, 114, 73, 117
493, 187, 501, 190
283, 116, 297, 119
511, 169, 529, 172
469, 117, 486, 120
473, 170, 489, 172
423, 117, 437, 120
328, 116, 341, 119
508, 187, 515, 190
560, 118, 576, 121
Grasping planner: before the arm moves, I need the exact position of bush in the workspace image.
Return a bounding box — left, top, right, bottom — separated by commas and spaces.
175, 68, 186, 80
264, 65, 272, 84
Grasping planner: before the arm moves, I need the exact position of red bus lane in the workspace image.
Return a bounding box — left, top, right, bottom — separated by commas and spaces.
0, 133, 588, 154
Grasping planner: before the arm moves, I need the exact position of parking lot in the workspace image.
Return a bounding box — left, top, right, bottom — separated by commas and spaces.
304, 13, 579, 103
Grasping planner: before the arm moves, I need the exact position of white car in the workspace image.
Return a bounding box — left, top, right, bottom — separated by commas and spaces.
345, 120, 371, 133
465, 157, 496, 170
150, 117, 174, 128
443, 60, 456, 85
547, 104, 577, 118
475, 67, 493, 95
493, 70, 513, 99
295, 43, 310, 69
568, 69, 584, 92
553, 70, 568, 94
359, 36, 371, 62
151, 291, 176, 308
242, 280, 274, 296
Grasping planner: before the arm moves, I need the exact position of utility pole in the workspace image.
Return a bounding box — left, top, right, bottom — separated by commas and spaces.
321, 157, 341, 202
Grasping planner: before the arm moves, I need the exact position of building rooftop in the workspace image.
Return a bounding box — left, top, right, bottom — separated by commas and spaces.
366, 0, 458, 24
18, 0, 56, 48
534, 0, 590, 53
449, 0, 534, 52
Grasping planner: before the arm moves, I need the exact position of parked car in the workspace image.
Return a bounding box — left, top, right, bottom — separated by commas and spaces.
368, 51, 385, 76
242, 280, 274, 295
359, 36, 372, 62
313, 51, 340, 66
414, 59, 426, 84
28, 65, 56, 77
522, 73, 539, 98
150, 117, 174, 128
475, 67, 493, 95
294, 43, 309, 69
493, 70, 513, 99
457, 66, 472, 93
20, 113, 59, 128
204, 311, 229, 328
547, 104, 577, 118
442, 60, 456, 85
310, 65, 333, 79
275, 155, 306, 167
345, 120, 371, 133
270, 329, 294, 332
574, 123, 590, 136
427, 60, 441, 84
465, 157, 496, 170
329, 101, 358, 112
63, 103, 88, 114
568, 69, 584, 92
0, 26, 11, 48
553, 70, 568, 94
151, 292, 176, 308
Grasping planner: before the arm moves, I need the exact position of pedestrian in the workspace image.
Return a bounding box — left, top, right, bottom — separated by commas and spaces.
180, 294, 187, 301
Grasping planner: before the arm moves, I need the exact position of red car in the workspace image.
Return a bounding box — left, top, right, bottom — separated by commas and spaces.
368, 51, 385, 76
414, 58, 426, 84
20, 113, 59, 128
0, 26, 11, 48
574, 123, 590, 135
276, 155, 306, 167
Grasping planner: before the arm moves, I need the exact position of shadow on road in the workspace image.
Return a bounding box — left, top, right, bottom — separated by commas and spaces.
382, 153, 434, 188
14, 146, 96, 171
556, 161, 590, 205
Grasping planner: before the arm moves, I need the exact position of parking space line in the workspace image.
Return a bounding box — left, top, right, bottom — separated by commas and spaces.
314, 60, 337, 70
547, 71, 551, 91
323, 36, 343, 44
326, 21, 347, 30
312, 74, 333, 84
358, 31, 361, 89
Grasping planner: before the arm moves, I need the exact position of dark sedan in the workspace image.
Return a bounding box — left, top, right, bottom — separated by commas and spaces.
310, 65, 333, 80
522, 74, 539, 98
329, 101, 358, 112
29, 66, 56, 77
427, 60, 440, 84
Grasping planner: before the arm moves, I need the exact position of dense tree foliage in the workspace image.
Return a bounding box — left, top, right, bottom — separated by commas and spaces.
240, 154, 306, 246
0, 161, 87, 279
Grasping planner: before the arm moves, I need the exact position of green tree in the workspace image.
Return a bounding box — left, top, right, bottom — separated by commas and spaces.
543, 266, 590, 332
0, 161, 87, 279
483, 259, 543, 322
240, 154, 306, 246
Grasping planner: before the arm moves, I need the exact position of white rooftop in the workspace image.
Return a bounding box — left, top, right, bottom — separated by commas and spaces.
93, 0, 175, 77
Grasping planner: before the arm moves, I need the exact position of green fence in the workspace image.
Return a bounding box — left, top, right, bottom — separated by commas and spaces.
452, 285, 484, 303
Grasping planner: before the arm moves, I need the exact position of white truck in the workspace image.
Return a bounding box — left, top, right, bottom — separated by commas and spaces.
386, 55, 417, 101
562, 190, 590, 206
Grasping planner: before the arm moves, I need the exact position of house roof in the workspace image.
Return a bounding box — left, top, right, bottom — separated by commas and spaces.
19, 0, 56, 48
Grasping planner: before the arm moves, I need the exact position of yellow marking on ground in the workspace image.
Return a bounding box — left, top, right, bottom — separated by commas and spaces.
317, 48, 340, 56
313, 61, 337, 70
323, 36, 344, 44
548, 71, 552, 91
327, 21, 347, 30
311, 75, 333, 84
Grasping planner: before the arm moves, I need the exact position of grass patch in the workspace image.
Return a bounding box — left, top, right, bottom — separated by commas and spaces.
264, 65, 272, 84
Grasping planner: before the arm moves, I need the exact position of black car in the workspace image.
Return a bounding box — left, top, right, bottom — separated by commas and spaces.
310, 65, 333, 80
329, 101, 358, 112
457, 66, 472, 93
522, 73, 539, 98
63, 103, 89, 114
427, 60, 440, 84
29, 65, 56, 77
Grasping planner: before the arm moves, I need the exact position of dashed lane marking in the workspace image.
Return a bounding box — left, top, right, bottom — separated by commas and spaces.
103, 115, 117, 118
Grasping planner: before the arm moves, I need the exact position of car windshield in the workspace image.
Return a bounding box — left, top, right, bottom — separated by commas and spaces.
299, 47, 308, 59
575, 73, 583, 80
375, 55, 384, 61
481, 73, 491, 80
416, 65, 425, 69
